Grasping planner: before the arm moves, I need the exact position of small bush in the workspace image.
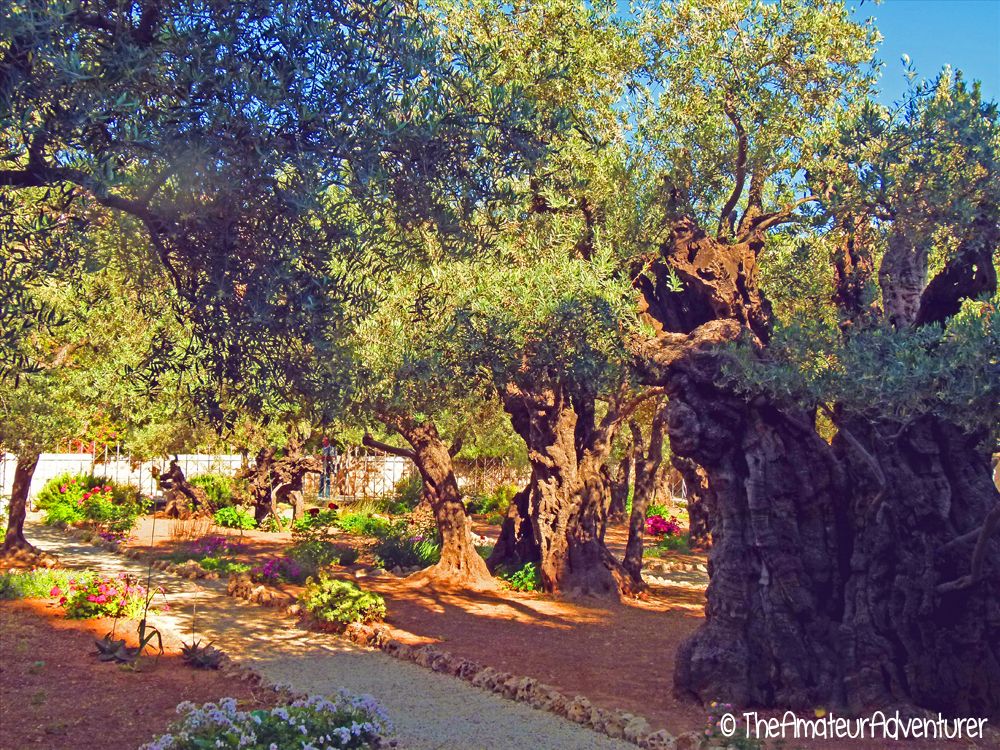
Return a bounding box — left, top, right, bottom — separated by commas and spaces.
336, 512, 391, 537
251, 555, 305, 584
466, 483, 517, 515
292, 508, 339, 532
189, 474, 238, 508
371, 522, 440, 569
645, 501, 671, 519
645, 535, 692, 555
56, 572, 152, 619
497, 562, 540, 592
391, 472, 423, 511
212, 506, 256, 530
38, 474, 148, 533
286, 539, 345, 577
0, 568, 73, 600
142, 693, 390, 750
300, 574, 386, 626
338, 547, 359, 566
197, 557, 249, 575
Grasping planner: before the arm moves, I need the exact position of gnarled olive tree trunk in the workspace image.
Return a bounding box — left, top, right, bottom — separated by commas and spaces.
622, 403, 668, 584
637, 217, 1000, 717
366, 416, 493, 587
499, 383, 638, 597
1, 450, 40, 555
486, 481, 540, 572
239, 441, 321, 524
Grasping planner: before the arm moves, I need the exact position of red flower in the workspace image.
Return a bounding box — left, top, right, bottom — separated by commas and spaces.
327, 502, 338, 510
307, 508, 320, 517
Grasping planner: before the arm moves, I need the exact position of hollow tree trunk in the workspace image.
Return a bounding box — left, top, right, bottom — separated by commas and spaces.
503, 383, 636, 597
644, 326, 1000, 717
606, 445, 632, 525
1, 450, 40, 554
622, 404, 667, 583
486, 482, 540, 572
673, 456, 711, 549
367, 418, 493, 587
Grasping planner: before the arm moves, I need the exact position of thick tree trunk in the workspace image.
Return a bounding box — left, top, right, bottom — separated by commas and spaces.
368, 419, 493, 588
503, 384, 636, 597
1, 451, 40, 554
238, 444, 320, 524
622, 405, 667, 583
673, 456, 711, 549
606, 447, 632, 524
486, 482, 540, 572
643, 328, 1000, 717
159, 459, 209, 518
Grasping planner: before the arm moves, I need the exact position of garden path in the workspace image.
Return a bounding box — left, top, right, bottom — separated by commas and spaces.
26, 521, 634, 750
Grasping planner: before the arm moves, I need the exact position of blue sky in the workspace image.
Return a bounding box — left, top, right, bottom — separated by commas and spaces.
854, 0, 999, 104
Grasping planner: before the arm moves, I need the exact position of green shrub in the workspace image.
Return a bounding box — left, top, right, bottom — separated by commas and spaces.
336, 512, 391, 537
292, 508, 338, 532
646, 501, 671, 519
476, 544, 494, 560
38, 475, 148, 533
212, 506, 256, 530
466, 483, 518, 515
497, 562, 540, 591
644, 535, 692, 556
371, 522, 440, 569
190, 473, 238, 508
286, 539, 346, 577
391, 472, 423, 511
200, 557, 251, 575
142, 694, 389, 750
300, 574, 386, 626
59, 572, 152, 619
0, 568, 74, 600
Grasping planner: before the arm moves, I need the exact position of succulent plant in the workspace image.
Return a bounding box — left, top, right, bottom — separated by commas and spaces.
181, 639, 224, 669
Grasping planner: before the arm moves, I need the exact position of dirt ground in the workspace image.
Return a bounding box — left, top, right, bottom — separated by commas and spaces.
0, 599, 272, 750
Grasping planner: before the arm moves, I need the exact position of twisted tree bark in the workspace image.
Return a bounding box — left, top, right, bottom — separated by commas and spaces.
622, 402, 668, 584
367, 415, 493, 587
636, 215, 1000, 717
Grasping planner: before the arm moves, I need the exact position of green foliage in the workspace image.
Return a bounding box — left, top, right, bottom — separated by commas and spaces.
466, 483, 517, 515
372, 527, 441, 571
212, 506, 256, 530
0, 568, 73, 600
144, 695, 388, 750
644, 536, 692, 556
285, 540, 346, 578
497, 562, 541, 592
391, 473, 424, 512
198, 558, 251, 576
38, 474, 148, 533
292, 509, 339, 533
190, 474, 238, 509
300, 574, 387, 627
336, 512, 391, 537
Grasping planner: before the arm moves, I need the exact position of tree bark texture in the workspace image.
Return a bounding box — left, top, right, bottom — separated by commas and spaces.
502, 384, 635, 597
368, 417, 493, 587
622, 404, 668, 584
159, 459, 209, 518
2, 451, 39, 553
486, 482, 540, 572
636, 217, 1000, 717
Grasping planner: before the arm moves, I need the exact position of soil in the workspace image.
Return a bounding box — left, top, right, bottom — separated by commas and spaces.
0, 599, 272, 750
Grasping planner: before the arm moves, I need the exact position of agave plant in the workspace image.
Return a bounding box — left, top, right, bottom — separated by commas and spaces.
181, 639, 223, 669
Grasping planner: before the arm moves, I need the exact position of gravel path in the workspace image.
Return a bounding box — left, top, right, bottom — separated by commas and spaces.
27, 522, 634, 750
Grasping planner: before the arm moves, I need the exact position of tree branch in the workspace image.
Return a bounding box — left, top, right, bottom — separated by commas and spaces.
735, 195, 818, 243
362, 433, 416, 461
717, 100, 748, 240
937, 502, 1000, 593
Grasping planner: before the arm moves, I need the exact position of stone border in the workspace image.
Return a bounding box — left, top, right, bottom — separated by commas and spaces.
60, 525, 703, 750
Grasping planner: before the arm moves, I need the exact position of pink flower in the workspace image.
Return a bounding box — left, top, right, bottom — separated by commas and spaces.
49, 586, 61, 597
59, 596, 67, 605
59, 485, 68, 493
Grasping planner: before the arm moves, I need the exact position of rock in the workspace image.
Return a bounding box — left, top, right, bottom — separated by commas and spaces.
286, 603, 301, 616
370, 567, 387, 576
470, 666, 499, 690
354, 570, 366, 579
390, 566, 403, 576
641, 729, 677, 750
675, 730, 706, 750
565, 696, 592, 724
624, 716, 652, 743
514, 676, 538, 702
